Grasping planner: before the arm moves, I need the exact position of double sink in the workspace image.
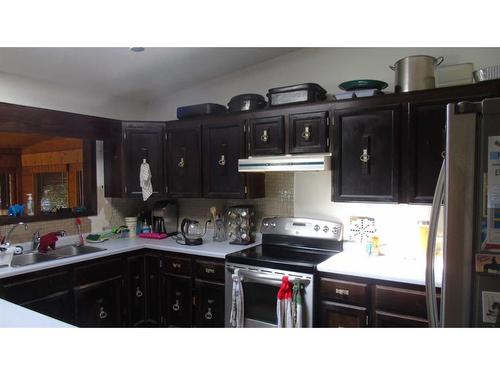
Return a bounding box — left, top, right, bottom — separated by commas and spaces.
10, 245, 106, 267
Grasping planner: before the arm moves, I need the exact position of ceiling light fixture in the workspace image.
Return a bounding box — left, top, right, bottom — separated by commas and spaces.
130, 47, 145, 52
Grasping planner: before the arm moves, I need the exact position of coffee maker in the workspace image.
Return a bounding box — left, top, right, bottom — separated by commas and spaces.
225, 205, 256, 245
152, 200, 178, 235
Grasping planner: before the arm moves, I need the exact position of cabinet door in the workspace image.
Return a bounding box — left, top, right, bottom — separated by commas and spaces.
163, 274, 192, 327
203, 120, 246, 198
144, 254, 162, 326
407, 102, 446, 203
165, 121, 202, 197
374, 311, 428, 327
22, 291, 73, 324
194, 279, 225, 327
123, 122, 165, 197
289, 111, 329, 154
333, 105, 400, 202
248, 115, 285, 156
127, 255, 146, 327
319, 301, 368, 328
74, 277, 123, 328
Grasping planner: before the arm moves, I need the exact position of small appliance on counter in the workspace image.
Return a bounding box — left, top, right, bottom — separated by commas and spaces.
178, 218, 209, 246
226, 205, 256, 245
152, 200, 178, 235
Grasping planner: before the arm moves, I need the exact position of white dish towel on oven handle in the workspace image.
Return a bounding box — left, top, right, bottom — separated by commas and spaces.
230, 269, 244, 328
292, 280, 303, 328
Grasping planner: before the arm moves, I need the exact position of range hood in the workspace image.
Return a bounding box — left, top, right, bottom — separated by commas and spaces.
238, 153, 332, 172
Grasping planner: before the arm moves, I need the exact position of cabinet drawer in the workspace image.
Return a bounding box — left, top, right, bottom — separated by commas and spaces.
164, 255, 192, 276
320, 278, 368, 306
74, 257, 123, 286
0, 269, 70, 304
374, 285, 438, 319
194, 260, 225, 282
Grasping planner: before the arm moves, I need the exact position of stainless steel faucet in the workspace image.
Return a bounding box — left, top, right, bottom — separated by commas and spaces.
32, 230, 66, 251
2, 222, 28, 248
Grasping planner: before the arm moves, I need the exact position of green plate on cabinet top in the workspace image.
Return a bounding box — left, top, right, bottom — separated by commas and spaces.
339, 79, 388, 91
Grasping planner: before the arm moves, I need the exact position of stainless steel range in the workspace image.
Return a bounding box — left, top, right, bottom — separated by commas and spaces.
225, 217, 343, 328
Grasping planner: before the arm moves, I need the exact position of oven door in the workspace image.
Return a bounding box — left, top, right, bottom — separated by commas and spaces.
225, 263, 314, 328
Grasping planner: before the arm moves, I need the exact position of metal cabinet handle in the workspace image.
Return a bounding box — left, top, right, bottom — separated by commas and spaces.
178, 157, 185, 168
99, 306, 108, 320
218, 155, 226, 166
335, 288, 350, 296
360, 149, 370, 163
136, 286, 143, 298
205, 267, 215, 274
205, 307, 213, 320
441, 150, 445, 159
301, 126, 311, 141
172, 262, 181, 269
172, 299, 180, 312
261, 129, 269, 143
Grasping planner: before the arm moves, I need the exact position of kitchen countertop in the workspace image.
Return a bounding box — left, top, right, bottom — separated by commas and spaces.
0, 298, 74, 328
0, 234, 261, 280
317, 243, 443, 287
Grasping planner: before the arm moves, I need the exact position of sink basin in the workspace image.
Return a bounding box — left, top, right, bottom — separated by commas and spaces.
10, 245, 106, 267
10, 252, 58, 267
50, 245, 106, 258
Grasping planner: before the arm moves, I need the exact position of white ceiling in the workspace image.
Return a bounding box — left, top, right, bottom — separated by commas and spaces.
0, 48, 297, 102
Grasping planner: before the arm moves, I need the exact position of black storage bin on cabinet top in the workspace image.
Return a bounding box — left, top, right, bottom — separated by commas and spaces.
176, 103, 227, 119
267, 83, 327, 106
227, 94, 267, 112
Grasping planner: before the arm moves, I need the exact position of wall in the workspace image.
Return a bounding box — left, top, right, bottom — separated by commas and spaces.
145, 47, 500, 256
0, 72, 148, 241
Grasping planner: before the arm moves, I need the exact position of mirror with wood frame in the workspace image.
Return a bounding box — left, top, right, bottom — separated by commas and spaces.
0, 132, 97, 224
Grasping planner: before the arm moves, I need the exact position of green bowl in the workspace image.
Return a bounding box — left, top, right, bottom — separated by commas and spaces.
339, 79, 388, 91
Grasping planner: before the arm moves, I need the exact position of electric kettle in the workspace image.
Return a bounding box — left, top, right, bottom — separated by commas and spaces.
179, 218, 209, 246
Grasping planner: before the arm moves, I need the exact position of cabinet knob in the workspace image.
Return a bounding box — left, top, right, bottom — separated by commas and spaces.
441, 150, 445, 159
205, 307, 213, 320
301, 126, 311, 141
261, 129, 269, 143
218, 155, 226, 166
178, 157, 185, 168
99, 306, 108, 320
172, 299, 180, 312
360, 149, 370, 163
136, 286, 143, 298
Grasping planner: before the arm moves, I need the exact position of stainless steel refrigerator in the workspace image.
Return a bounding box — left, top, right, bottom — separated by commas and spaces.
426, 97, 500, 328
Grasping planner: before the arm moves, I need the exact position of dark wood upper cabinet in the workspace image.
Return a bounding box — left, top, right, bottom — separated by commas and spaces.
333, 104, 400, 202
202, 118, 264, 199
165, 121, 202, 198
248, 115, 285, 156
288, 111, 329, 154
123, 122, 165, 197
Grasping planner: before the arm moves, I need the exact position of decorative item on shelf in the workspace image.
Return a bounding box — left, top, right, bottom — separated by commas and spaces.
335, 80, 387, 100
228, 93, 267, 112
266, 83, 327, 107
348, 216, 376, 243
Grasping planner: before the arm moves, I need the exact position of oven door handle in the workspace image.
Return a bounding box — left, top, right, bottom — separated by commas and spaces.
228, 267, 311, 287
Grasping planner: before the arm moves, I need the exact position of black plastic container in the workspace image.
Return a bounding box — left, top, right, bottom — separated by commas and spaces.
177, 103, 227, 120
227, 94, 267, 112
266, 83, 327, 107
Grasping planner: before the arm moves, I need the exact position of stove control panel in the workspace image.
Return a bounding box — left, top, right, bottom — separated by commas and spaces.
261, 217, 342, 241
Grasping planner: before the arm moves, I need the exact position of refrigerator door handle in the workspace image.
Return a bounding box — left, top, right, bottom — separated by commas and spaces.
426, 160, 445, 328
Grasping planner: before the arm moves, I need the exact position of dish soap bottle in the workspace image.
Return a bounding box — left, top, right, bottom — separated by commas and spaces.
40, 189, 52, 213
26, 193, 34, 216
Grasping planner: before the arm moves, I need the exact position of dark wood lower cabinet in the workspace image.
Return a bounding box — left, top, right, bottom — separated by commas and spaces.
374, 310, 428, 327
194, 279, 225, 327
319, 301, 368, 328
163, 274, 193, 327
74, 277, 124, 327
22, 291, 73, 324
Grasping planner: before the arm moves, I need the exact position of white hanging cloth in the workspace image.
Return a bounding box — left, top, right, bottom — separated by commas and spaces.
292, 280, 303, 328
277, 276, 293, 328
230, 269, 244, 328
139, 158, 153, 201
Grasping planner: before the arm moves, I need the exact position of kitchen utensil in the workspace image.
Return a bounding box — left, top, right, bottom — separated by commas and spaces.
210, 206, 217, 222
176, 103, 227, 119
228, 94, 267, 112
266, 83, 327, 107
338, 79, 388, 91
225, 205, 256, 245
179, 218, 209, 246
436, 63, 473, 87
390, 55, 444, 92
473, 65, 500, 82
213, 214, 227, 242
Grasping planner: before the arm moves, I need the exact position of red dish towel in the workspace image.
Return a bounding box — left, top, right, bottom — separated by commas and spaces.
39, 233, 59, 253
